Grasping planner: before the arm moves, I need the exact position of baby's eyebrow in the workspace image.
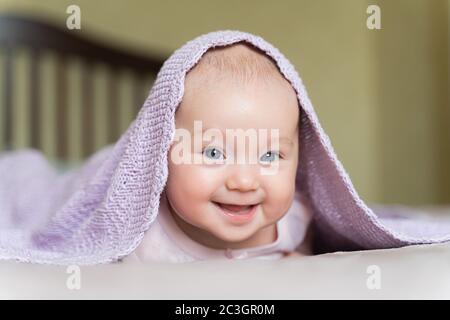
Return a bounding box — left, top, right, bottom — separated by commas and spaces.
278, 137, 294, 146
201, 127, 294, 147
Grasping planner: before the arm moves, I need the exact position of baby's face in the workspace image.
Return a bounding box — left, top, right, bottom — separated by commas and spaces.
165, 71, 299, 249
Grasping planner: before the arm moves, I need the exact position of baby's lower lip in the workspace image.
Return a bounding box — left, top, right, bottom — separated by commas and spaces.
212, 202, 258, 223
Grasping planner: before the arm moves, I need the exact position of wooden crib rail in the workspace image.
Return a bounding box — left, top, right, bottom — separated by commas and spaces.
0, 14, 165, 162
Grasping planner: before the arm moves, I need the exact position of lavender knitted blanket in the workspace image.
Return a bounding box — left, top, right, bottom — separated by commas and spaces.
1, 31, 450, 265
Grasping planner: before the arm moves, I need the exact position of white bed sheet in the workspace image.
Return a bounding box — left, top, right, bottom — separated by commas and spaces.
1, 242, 449, 299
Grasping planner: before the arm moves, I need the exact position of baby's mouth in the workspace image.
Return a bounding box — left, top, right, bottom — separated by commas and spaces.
212, 202, 258, 215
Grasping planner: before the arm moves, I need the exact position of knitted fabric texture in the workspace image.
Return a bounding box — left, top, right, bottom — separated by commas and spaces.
1, 30, 450, 265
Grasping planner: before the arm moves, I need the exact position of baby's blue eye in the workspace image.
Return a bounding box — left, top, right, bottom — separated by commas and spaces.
203, 147, 224, 160
259, 151, 280, 163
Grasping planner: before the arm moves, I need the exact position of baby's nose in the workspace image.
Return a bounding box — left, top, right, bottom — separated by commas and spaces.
225, 165, 260, 191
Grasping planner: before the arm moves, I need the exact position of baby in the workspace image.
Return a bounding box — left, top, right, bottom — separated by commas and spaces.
126, 43, 313, 263
0, 31, 446, 266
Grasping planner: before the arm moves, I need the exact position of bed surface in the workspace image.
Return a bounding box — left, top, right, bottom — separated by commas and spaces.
1, 242, 449, 299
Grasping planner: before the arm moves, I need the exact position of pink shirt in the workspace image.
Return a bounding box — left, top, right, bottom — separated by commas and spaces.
125, 191, 312, 263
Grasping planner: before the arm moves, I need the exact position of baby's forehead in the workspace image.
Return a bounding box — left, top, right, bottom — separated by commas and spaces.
178, 82, 299, 139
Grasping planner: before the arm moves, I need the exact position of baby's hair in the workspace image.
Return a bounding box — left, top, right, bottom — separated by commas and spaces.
188, 41, 288, 86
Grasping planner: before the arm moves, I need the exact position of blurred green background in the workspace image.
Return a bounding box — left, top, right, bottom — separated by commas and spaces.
0, 0, 448, 206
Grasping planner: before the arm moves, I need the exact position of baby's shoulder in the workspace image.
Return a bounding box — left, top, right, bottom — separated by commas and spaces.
127, 212, 195, 263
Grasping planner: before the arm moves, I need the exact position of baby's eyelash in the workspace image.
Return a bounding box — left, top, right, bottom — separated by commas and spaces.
265, 150, 284, 158
200, 147, 286, 164
201, 146, 225, 153
202, 146, 226, 160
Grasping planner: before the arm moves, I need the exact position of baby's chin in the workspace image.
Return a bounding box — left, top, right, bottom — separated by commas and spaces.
204, 210, 278, 248
208, 226, 259, 244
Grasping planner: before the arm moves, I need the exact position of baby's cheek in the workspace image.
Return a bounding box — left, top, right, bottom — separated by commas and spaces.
262, 176, 296, 220
168, 164, 220, 196
166, 163, 222, 215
